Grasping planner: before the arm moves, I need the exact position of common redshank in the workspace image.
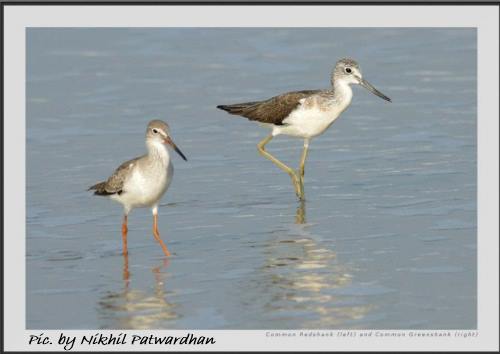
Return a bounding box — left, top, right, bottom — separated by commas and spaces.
88, 120, 187, 256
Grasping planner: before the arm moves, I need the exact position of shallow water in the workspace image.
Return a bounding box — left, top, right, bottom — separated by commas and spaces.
26, 28, 476, 329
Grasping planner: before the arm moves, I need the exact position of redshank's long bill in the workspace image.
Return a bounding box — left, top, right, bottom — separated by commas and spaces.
88, 120, 187, 256
217, 58, 391, 200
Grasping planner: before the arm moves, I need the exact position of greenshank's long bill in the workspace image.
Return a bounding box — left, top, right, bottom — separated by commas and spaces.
89, 120, 187, 256
217, 58, 391, 200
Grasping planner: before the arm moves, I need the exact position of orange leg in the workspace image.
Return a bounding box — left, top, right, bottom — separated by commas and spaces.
121, 215, 128, 256
153, 214, 171, 257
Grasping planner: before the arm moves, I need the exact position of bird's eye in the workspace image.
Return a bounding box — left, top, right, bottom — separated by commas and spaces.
152, 129, 158, 134
345, 67, 352, 74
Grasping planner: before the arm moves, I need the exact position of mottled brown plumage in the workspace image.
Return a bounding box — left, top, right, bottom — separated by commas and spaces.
217, 90, 320, 125
88, 156, 141, 196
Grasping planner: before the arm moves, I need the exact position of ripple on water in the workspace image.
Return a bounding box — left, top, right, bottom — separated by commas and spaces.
420, 236, 450, 242
336, 233, 399, 242
326, 284, 397, 297
31, 287, 96, 295
431, 219, 475, 231
46, 250, 84, 262
397, 266, 464, 274
32, 214, 104, 228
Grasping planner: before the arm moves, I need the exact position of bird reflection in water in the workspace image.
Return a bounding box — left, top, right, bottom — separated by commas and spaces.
295, 200, 306, 224
99, 256, 178, 329
256, 204, 375, 328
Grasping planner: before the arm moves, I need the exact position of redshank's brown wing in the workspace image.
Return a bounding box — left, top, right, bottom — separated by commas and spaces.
88, 156, 141, 196
217, 90, 320, 126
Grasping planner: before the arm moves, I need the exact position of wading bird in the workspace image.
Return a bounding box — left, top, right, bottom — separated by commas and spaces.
217, 58, 391, 200
88, 120, 187, 256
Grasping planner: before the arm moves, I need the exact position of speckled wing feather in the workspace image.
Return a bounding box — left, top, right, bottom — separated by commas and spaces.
217, 90, 320, 125
88, 156, 141, 196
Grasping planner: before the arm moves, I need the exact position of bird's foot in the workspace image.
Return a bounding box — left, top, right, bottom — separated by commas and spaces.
299, 175, 305, 200
297, 185, 305, 201
290, 171, 305, 200
153, 229, 172, 257
162, 247, 171, 257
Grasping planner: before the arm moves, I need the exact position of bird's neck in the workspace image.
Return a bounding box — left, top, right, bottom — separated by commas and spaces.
146, 141, 171, 167
332, 79, 353, 106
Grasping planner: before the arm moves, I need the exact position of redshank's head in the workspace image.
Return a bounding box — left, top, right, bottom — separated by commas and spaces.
146, 120, 187, 161
332, 58, 391, 102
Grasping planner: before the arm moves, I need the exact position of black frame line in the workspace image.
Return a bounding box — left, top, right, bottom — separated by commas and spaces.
2, 1, 500, 6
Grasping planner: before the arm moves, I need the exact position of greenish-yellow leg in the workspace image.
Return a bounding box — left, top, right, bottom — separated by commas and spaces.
258, 134, 302, 198
298, 139, 310, 200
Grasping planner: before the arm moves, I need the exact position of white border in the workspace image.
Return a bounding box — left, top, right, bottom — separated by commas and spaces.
4, 4, 499, 351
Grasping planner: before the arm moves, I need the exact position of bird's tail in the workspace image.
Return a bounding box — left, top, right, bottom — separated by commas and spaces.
88, 181, 111, 196
217, 102, 258, 115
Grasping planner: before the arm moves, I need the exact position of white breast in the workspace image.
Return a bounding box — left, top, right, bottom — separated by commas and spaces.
277, 94, 352, 138
117, 160, 173, 209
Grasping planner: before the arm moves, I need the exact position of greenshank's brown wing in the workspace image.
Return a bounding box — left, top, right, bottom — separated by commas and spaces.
217, 90, 320, 126
88, 156, 141, 196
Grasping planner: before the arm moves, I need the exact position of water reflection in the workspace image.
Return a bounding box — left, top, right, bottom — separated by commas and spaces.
98, 257, 178, 329
258, 211, 375, 328
295, 200, 306, 225
123, 253, 130, 281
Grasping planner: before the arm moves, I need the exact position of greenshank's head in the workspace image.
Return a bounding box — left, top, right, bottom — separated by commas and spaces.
333, 58, 391, 102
